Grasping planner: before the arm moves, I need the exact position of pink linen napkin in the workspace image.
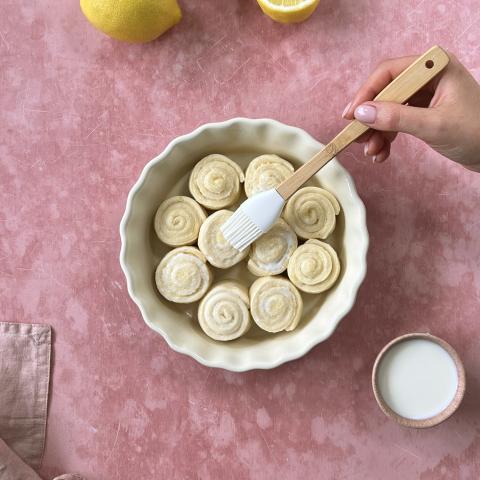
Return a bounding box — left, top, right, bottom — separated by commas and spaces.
0, 441, 82, 480
0, 322, 51, 470
0, 322, 85, 480
0, 437, 42, 480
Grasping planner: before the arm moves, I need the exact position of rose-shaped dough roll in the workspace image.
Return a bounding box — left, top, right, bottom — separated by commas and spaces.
283, 186, 341, 239
189, 154, 244, 210
247, 219, 297, 276
154, 196, 206, 246
250, 276, 303, 333
244, 154, 294, 197
155, 247, 212, 303
287, 239, 340, 293
198, 281, 251, 341
198, 210, 249, 268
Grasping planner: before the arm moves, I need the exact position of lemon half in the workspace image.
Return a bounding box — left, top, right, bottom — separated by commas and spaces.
256, 0, 320, 23
80, 0, 182, 43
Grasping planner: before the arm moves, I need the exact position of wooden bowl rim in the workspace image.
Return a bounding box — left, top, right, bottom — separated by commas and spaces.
372, 333, 466, 428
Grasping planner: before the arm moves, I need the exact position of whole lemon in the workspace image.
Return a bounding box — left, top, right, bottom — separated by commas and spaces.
80, 0, 182, 43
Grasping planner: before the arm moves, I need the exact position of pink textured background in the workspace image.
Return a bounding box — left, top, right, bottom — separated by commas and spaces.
1, 0, 480, 479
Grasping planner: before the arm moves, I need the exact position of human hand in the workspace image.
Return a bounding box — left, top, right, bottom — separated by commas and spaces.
342, 52, 480, 171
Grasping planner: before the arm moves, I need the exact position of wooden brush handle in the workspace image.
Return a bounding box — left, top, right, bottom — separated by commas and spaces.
276, 45, 450, 200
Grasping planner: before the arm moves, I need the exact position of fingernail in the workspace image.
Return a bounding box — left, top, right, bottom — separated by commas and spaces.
355, 104, 377, 123
342, 102, 352, 119
372, 155, 377, 163
363, 143, 369, 157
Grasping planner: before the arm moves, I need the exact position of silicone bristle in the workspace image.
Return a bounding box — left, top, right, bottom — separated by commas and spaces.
221, 209, 263, 251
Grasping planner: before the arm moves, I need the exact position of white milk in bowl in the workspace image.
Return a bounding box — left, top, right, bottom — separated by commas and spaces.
375, 336, 462, 424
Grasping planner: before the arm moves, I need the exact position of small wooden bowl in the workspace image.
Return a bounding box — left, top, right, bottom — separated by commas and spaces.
372, 333, 466, 428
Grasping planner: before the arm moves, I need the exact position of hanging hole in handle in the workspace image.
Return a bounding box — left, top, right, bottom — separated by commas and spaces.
425, 60, 434, 69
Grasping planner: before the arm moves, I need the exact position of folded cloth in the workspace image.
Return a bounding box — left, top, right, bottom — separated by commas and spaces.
0, 440, 82, 480
53, 476, 86, 480
0, 322, 86, 480
0, 437, 42, 480
0, 323, 51, 469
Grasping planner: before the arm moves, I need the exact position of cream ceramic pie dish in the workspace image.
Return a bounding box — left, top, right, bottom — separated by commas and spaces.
119, 118, 368, 371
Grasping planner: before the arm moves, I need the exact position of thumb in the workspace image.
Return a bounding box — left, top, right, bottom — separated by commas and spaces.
354, 101, 438, 141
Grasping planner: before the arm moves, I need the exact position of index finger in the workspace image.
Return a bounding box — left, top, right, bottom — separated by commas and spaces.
343, 55, 420, 119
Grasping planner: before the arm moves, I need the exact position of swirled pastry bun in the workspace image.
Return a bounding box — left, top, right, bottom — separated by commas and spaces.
244, 154, 294, 197
283, 186, 340, 240
249, 276, 303, 333
198, 210, 249, 268
247, 219, 297, 276
154, 196, 206, 246
189, 154, 244, 210
287, 239, 340, 293
198, 281, 251, 341
155, 247, 212, 303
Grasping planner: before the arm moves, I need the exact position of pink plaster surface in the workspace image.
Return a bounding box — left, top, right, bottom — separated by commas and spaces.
1, 0, 480, 479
